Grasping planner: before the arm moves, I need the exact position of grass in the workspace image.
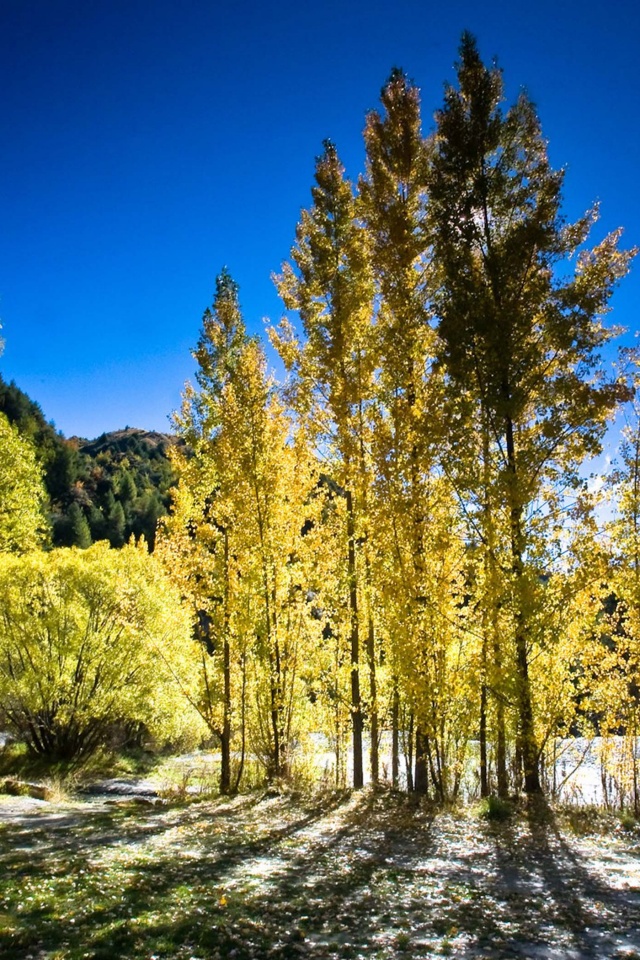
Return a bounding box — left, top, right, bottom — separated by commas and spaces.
476, 794, 514, 822
0, 740, 162, 784
1, 787, 640, 959
554, 802, 640, 837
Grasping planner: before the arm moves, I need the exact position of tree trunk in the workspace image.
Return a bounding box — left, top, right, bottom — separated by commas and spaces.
391, 677, 400, 788
414, 726, 428, 795
505, 413, 541, 795
480, 670, 489, 798
269, 650, 282, 780
633, 711, 639, 819
346, 489, 364, 788
220, 532, 232, 795
232, 650, 247, 794
405, 711, 414, 793
514, 624, 541, 794
220, 639, 232, 794
482, 403, 508, 798
367, 613, 379, 785
496, 694, 508, 798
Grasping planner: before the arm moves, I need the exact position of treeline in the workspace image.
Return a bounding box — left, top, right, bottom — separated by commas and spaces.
1, 35, 639, 809
0, 376, 178, 549
159, 35, 639, 805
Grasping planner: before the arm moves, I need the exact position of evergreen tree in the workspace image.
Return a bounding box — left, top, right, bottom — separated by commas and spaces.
107, 500, 126, 548
67, 502, 92, 549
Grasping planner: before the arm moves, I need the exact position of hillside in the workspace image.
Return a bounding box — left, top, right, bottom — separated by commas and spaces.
0, 377, 180, 550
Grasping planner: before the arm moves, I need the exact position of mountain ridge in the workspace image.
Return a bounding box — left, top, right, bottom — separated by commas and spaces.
0, 375, 178, 549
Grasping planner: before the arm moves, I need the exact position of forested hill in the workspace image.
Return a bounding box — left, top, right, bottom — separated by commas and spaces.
0, 375, 180, 549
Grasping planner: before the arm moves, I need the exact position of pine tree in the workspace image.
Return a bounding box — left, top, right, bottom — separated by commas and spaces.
107, 500, 126, 548
67, 501, 92, 549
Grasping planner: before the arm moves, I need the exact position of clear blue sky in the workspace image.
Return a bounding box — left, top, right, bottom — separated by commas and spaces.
1, 0, 639, 439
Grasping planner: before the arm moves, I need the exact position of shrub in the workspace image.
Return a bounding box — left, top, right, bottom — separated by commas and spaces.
477, 794, 513, 821
0, 542, 205, 766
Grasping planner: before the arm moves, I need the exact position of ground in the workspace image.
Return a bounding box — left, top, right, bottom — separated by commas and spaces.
1, 787, 640, 959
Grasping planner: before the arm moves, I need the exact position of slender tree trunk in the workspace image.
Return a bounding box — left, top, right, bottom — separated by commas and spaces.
364, 552, 379, 783
391, 676, 400, 788
633, 711, 639, 819
514, 627, 540, 794
505, 413, 541, 795
335, 709, 342, 787
334, 635, 345, 787
515, 736, 524, 796
492, 613, 508, 796
427, 732, 445, 802
496, 693, 508, 798
482, 404, 506, 798
269, 642, 282, 780
258, 523, 284, 781
232, 650, 247, 794
414, 726, 429, 795
346, 489, 364, 788
367, 612, 379, 784
220, 532, 232, 795
405, 711, 414, 793
220, 638, 232, 794
480, 660, 489, 798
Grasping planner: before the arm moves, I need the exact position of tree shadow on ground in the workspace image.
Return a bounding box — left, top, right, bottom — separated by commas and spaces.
2, 789, 640, 959
0, 788, 352, 959
482, 795, 640, 958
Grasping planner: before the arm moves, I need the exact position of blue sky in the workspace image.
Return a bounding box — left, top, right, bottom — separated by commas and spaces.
1, 0, 639, 439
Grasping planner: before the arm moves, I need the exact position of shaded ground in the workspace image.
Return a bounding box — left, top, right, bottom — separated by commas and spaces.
1, 788, 640, 959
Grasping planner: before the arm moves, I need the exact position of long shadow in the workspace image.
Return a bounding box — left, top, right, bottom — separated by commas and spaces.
0, 788, 352, 959
0, 790, 267, 871
170, 788, 440, 958
485, 796, 640, 958
527, 798, 640, 950
6, 789, 638, 960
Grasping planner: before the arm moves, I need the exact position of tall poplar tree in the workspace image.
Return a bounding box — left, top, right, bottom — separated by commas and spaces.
429, 34, 635, 793
161, 270, 249, 793
360, 68, 442, 792
164, 271, 319, 787
273, 141, 375, 788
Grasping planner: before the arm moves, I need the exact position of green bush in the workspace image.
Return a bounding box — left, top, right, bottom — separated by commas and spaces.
477, 794, 513, 821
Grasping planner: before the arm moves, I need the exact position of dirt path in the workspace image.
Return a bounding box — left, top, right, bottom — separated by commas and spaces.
1, 789, 640, 958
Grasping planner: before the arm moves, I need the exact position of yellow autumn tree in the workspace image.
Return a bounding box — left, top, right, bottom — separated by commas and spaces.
0, 412, 48, 552
429, 35, 635, 794
599, 375, 640, 812
0, 541, 202, 765
161, 271, 322, 788
273, 141, 377, 787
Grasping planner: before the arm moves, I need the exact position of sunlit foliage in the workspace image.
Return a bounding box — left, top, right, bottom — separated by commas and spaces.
0, 542, 202, 764
0, 412, 48, 552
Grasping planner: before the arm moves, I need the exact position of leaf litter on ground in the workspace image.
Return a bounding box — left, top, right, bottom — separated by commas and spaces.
1, 787, 640, 958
